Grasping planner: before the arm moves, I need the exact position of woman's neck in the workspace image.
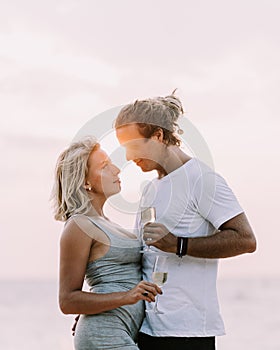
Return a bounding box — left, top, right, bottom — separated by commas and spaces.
88, 195, 106, 218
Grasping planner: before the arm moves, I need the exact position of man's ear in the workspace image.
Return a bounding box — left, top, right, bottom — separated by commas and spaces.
151, 128, 164, 142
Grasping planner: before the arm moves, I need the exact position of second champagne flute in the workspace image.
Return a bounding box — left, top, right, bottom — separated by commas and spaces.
150, 255, 168, 314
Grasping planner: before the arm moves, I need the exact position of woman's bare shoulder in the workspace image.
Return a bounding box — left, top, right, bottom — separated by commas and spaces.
62, 214, 106, 242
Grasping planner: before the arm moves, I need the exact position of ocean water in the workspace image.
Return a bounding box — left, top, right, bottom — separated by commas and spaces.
1, 277, 279, 350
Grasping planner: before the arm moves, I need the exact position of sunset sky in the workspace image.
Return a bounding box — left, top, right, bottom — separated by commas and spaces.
1, 0, 279, 280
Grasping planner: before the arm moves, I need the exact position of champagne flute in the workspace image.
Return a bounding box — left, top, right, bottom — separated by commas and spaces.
140, 207, 156, 253
151, 255, 168, 314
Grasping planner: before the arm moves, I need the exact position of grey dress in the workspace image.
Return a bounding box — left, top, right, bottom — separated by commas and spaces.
74, 216, 144, 350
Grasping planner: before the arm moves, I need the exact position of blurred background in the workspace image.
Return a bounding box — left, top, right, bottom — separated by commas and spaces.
0, 0, 279, 349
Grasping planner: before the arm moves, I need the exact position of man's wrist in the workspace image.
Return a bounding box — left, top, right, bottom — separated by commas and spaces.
176, 237, 189, 257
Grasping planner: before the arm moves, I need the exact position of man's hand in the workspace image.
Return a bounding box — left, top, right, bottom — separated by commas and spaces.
143, 223, 177, 253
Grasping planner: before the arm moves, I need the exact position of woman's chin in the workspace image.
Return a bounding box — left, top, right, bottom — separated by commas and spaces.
105, 188, 121, 198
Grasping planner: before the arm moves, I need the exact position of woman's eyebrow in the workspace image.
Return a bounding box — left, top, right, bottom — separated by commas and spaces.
100, 158, 110, 166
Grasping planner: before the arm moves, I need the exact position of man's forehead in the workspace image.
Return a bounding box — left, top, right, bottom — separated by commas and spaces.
116, 124, 145, 143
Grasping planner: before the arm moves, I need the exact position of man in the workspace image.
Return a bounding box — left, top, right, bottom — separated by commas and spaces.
115, 92, 256, 350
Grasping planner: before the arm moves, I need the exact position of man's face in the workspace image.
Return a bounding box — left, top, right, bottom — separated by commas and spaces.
116, 124, 163, 173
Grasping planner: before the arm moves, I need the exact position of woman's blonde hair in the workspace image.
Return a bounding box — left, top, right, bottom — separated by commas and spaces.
114, 89, 184, 146
51, 136, 99, 221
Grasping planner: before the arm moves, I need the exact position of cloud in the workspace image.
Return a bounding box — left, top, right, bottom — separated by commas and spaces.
0, 27, 123, 87
2, 0, 279, 69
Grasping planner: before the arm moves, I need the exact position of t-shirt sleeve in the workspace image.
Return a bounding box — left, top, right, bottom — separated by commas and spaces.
193, 171, 244, 229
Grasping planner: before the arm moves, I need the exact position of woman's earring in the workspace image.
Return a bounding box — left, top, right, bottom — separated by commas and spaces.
85, 183, 92, 191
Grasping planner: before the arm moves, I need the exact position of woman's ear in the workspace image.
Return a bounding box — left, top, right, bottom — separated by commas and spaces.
84, 182, 92, 191
151, 128, 164, 142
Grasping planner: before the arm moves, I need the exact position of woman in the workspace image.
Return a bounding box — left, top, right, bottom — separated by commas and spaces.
51, 136, 161, 350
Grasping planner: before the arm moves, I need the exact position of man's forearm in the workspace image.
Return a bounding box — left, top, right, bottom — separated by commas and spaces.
186, 228, 256, 258
147, 213, 257, 258
160, 229, 256, 259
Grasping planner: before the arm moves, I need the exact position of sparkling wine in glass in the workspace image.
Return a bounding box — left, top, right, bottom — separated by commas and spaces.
151, 255, 168, 314
140, 207, 156, 253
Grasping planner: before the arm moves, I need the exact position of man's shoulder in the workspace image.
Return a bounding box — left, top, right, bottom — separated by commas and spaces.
184, 158, 215, 181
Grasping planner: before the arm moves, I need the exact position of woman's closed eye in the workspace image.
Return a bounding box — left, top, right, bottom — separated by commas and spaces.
102, 159, 112, 169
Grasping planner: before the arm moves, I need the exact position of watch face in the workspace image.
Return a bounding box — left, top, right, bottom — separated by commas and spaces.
177, 237, 188, 257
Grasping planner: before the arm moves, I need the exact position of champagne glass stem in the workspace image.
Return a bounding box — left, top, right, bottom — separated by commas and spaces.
153, 294, 163, 314
145, 238, 152, 252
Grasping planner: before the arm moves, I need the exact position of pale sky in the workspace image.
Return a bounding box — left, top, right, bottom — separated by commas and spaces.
1, 0, 280, 280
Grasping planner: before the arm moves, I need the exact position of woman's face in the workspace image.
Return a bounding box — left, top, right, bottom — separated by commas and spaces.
86, 147, 121, 198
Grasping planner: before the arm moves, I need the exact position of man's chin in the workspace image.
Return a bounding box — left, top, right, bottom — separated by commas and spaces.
138, 165, 152, 172
135, 160, 155, 172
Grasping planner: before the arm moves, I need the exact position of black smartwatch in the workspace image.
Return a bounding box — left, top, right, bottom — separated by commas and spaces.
176, 237, 189, 258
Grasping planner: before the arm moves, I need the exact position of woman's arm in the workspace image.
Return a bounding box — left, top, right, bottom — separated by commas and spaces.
59, 218, 160, 315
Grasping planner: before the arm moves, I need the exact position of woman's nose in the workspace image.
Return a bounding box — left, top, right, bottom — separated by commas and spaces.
112, 164, 120, 175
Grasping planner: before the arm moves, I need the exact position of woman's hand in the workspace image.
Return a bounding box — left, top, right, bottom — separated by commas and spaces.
124, 280, 162, 304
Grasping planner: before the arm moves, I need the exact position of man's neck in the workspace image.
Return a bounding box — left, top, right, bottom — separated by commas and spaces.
157, 146, 191, 178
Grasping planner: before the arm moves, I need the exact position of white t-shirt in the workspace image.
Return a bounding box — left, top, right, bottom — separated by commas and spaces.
137, 158, 244, 337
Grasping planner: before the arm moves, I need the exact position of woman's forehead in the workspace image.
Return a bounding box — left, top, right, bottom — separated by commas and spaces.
88, 148, 108, 166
